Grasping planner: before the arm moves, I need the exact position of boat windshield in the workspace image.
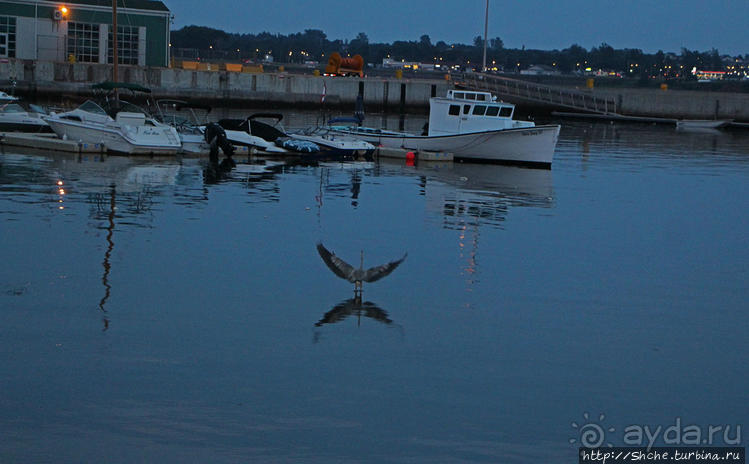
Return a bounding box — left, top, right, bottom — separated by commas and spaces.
78, 100, 108, 115
0, 103, 25, 113
28, 104, 48, 115
98, 99, 150, 117
156, 101, 202, 126
116, 100, 149, 115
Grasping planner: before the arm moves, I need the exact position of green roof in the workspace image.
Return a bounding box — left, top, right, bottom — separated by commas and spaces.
63, 0, 169, 13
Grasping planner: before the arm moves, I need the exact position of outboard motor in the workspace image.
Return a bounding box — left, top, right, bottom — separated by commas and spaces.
204, 122, 235, 163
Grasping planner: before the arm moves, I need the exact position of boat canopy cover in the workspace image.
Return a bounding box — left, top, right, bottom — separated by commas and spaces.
275, 137, 320, 153
219, 116, 287, 143
92, 81, 152, 93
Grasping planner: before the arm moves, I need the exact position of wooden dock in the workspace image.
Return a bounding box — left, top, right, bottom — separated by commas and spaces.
376, 146, 453, 162
0, 132, 106, 154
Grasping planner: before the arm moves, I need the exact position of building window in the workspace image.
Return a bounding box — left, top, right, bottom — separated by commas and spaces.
68, 22, 100, 63
108, 26, 139, 65
0, 16, 17, 58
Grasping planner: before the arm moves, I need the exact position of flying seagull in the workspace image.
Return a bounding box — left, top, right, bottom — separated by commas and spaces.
316, 242, 407, 293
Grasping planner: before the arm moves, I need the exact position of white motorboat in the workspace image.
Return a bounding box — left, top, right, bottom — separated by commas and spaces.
329, 90, 560, 168
219, 113, 373, 157
218, 114, 288, 153
223, 127, 286, 153
0, 90, 19, 103
290, 126, 375, 157
43, 99, 181, 155
0, 102, 51, 132
676, 119, 732, 130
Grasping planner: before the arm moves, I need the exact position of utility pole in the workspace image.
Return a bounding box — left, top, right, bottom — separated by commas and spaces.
112, 0, 118, 84
482, 0, 489, 72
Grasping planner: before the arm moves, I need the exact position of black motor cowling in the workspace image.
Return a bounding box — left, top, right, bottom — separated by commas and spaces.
204, 122, 235, 161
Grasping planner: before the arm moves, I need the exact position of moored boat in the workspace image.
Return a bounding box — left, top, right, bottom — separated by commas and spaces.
42, 83, 181, 155
218, 114, 291, 153
0, 91, 19, 103
289, 126, 376, 158
329, 90, 560, 168
0, 102, 52, 133
676, 119, 732, 130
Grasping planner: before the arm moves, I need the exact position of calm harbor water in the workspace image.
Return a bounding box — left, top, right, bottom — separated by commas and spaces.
1, 116, 748, 462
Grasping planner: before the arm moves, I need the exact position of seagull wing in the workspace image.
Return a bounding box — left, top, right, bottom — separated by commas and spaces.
315, 298, 357, 326
316, 242, 357, 282
362, 252, 407, 283
362, 302, 393, 325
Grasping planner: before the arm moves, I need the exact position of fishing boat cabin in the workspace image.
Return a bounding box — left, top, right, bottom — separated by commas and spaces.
428, 90, 534, 136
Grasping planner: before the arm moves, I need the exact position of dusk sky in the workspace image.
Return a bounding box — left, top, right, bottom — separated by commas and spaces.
167, 0, 748, 55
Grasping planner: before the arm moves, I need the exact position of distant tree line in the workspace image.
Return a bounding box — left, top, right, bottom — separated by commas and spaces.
171, 26, 741, 78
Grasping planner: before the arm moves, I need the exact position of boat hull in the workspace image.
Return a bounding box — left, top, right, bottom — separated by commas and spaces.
178, 133, 210, 154
333, 125, 560, 168
676, 119, 732, 130
290, 134, 376, 158
0, 112, 52, 133
44, 118, 181, 155
0, 121, 52, 133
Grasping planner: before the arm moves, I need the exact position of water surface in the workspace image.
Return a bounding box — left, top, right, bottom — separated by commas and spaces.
1, 118, 748, 462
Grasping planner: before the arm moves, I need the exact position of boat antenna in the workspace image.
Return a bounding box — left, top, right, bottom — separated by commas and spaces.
482, 0, 489, 72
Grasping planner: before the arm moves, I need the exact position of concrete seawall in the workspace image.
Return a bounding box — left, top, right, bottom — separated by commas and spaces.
1, 60, 748, 120
593, 87, 749, 121
0, 59, 449, 112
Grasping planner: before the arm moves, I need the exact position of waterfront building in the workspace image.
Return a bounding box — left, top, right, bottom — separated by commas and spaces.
0, 0, 170, 67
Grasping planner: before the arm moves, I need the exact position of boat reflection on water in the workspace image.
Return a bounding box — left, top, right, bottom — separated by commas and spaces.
410, 160, 555, 229
2, 149, 554, 330
0, 152, 184, 330
385, 159, 554, 302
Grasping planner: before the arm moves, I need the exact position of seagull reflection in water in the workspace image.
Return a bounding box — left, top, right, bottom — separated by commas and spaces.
315, 294, 392, 327
312, 295, 404, 344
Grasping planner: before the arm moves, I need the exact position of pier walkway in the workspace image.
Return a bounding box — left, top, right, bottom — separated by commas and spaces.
455, 72, 618, 115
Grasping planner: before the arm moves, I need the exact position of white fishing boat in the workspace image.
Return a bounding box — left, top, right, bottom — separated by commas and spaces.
329, 90, 560, 168
676, 119, 732, 130
0, 102, 51, 132
43, 98, 181, 155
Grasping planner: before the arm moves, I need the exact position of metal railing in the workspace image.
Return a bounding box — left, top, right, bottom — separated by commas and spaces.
456, 72, 618, 115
